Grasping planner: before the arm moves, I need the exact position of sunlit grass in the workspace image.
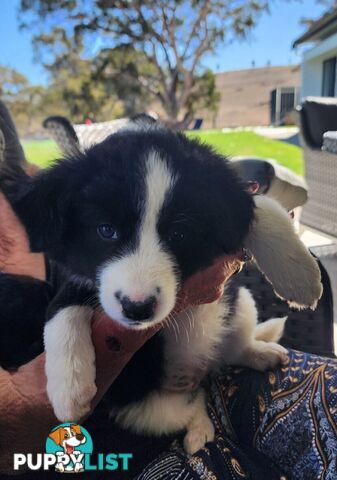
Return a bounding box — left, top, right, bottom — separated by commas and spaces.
22, 130, 303, 175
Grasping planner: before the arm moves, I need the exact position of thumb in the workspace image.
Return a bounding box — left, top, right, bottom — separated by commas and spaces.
91, 311, 160, 405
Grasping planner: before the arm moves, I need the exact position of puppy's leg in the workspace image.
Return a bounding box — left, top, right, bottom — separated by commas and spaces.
221, 287, 288, 371
114, 387, 214, 455
183, 389, 215, 455
44, 281, 98, 422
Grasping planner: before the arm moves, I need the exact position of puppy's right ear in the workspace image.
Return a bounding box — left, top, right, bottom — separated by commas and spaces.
0, 164, 67, 253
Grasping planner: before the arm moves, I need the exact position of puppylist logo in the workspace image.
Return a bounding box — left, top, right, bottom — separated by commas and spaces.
46, 423, 92, 473
13, 423, 132, 473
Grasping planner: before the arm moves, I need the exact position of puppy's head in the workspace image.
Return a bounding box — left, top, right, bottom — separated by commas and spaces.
2, 125, 253, 329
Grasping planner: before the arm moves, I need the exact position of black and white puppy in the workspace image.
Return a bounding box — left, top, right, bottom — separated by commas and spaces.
1, 119, 322, 454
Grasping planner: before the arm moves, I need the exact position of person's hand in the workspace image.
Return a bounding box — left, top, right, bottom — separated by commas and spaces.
0, 191, 45, 280
0, 190, 243, 472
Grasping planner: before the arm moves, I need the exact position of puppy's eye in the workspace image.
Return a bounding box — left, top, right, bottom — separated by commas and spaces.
166, 230, 185, 244
64, 433, 69, 439
97, 224, 118, 240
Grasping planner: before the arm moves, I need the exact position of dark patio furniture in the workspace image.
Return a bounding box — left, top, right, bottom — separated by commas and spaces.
297, 97, 337, 238
191, 118, 203, 130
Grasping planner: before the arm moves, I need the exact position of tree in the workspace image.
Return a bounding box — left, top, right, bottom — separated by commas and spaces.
93, 45, 156, 118
300, 0, 337, 27
0, 66, 47, 133
0, 66, 29, 104
28, 27, 124, 122
20, 0, 276, 126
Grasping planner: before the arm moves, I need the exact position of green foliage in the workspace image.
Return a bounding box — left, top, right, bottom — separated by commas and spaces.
93, 45, 154, 117
0, 65, 47, 135
0, 66, 29, 101
186, 70, 220, 116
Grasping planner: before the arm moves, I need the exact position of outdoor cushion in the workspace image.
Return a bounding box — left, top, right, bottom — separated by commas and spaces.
302, 96, 337, 148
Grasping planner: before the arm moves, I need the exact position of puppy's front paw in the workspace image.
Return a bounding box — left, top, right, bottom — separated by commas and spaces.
241, 341, 288, 371
183, 417, 214, 455
44, 305, 97, 422
48, 379, 97, 422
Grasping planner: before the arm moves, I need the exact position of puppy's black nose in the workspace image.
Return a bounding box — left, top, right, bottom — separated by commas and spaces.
120, 295, 157, 321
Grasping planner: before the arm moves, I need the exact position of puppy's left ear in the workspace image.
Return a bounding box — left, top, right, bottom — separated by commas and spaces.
244, 195, 323, 309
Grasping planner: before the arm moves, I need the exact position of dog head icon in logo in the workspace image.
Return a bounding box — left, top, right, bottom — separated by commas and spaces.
46, 423, 93, 473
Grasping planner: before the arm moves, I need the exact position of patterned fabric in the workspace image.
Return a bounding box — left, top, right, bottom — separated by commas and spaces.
137, 349, 337, 480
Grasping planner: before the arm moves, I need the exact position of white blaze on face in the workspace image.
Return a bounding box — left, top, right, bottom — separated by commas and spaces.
99, 151, 178, 329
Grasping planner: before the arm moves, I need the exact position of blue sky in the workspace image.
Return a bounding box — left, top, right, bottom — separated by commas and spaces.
0, 0, 328, 85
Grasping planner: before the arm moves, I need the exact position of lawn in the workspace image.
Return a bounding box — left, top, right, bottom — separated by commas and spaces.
23, 130, 303, 175
188, 130, 303, 175
22, 139, 61, 168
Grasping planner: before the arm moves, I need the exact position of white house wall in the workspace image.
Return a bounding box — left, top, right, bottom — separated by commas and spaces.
301, 31, 337, 98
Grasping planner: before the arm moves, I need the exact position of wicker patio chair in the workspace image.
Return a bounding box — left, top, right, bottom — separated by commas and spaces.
232, 259, 334, 358
297, 97, 337, 238
297, 97, 337, 333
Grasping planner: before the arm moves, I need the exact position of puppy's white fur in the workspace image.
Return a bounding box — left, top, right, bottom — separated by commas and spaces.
99, 152, 178, 328
44, 306, 96, 422
245, 195, 323, 309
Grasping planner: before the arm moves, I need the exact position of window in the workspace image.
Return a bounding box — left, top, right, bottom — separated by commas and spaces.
322, 57, 336, 97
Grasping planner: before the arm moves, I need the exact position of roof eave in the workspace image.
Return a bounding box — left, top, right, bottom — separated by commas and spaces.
293, 10, 337, 48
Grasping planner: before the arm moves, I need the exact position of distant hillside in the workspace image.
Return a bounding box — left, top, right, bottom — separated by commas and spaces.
202, 65, 300, 128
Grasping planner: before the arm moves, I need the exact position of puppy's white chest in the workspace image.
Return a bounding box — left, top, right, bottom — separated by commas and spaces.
162, 300, 227, 391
